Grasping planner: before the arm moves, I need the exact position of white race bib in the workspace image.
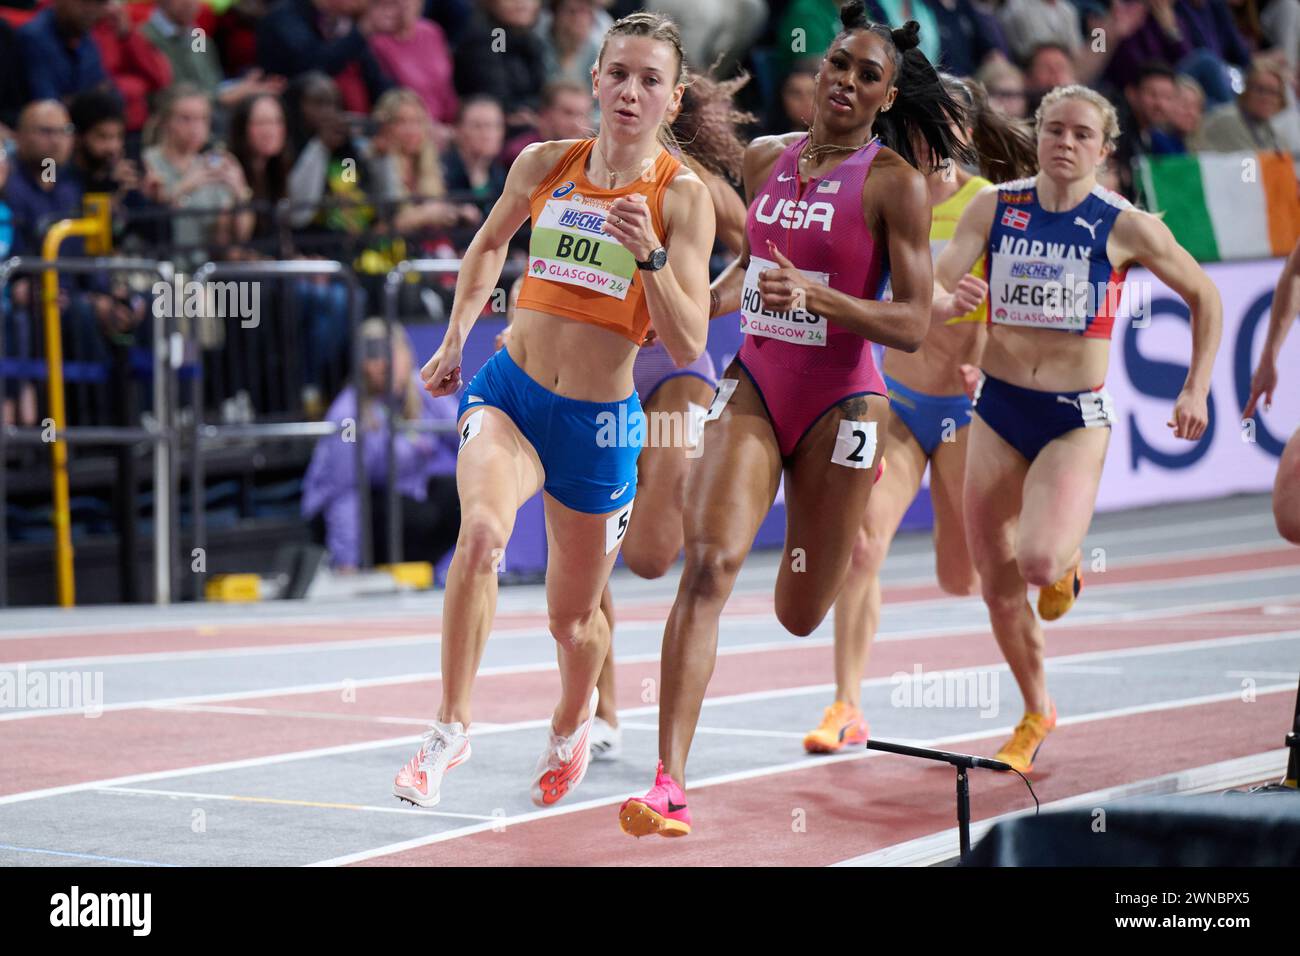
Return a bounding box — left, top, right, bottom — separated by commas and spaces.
988, 253, 1089, 332
739, 256, 830, 347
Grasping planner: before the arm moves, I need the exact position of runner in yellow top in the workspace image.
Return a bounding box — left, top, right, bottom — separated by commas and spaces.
805, 77, 1039, 753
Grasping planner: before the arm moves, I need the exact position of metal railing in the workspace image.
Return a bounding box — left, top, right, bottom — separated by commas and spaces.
379, 258, 520, 562
0, 255, 177, 607
188, 260, 369, 600
2, 251, 516, 605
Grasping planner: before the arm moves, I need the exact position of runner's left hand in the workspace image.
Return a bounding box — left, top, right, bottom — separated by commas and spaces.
1169, 387, 1209, 441
759, 240, 819, 312
602, 194, 657, 261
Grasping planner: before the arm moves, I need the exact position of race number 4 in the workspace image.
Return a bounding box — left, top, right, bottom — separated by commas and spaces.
458, 409, 485, 450
605, 501, 634, 555
831, 420, 878, 469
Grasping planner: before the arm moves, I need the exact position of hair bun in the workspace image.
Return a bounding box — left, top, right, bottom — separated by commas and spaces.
892, 20, 921, 53
839, 0, 869, 31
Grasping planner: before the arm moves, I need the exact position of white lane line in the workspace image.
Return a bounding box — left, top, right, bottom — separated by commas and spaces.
305, 683, 1297, 867
3, 604, 1296, 724
147, 704, 433, 727
6, 555, 1298, 670
2, 655, 1293, 816
617, 721, 808, 740
831, 749, 1292, 867
1224, 670, 1300, 680
2, 535, 1289, 647
6, 549, 1297, 677
95, 786, 499, 821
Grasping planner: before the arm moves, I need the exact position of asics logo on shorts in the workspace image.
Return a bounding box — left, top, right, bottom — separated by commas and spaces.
610, 482, 629, 499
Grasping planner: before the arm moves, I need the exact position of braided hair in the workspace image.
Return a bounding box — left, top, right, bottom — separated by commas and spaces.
832, 2, 975, 173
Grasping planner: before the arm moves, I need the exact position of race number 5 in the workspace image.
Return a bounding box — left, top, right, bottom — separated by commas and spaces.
605, 501, 634, 554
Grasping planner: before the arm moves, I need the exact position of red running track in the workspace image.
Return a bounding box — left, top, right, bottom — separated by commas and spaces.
1, 600, 1294, 799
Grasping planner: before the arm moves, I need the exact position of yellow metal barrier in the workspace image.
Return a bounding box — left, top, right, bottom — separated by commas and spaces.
41, 194, 113, 607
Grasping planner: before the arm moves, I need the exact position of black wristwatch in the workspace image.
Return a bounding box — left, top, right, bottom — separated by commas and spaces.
636, 247, 668, 271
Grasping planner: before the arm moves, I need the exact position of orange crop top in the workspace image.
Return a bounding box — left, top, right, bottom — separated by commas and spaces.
516, 138, 683, 345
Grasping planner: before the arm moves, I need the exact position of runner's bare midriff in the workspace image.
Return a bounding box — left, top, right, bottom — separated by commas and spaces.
980, 325, 1111, 392
883, 319, 985, 395
508, 306, 639, 401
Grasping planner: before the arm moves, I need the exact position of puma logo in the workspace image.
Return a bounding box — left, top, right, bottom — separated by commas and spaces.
777, 172, 795, 182
1056, 395, 1082, 410
1074, 216, 1102, 241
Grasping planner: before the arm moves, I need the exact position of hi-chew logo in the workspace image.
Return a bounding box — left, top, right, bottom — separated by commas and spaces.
552, 181, 576, 198
557, 207, 607, 235
1010, 261, 1063, 281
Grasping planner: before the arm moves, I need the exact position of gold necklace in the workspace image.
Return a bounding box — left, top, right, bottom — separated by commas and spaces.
801, 128, 877, 167
594, 137, 659, 189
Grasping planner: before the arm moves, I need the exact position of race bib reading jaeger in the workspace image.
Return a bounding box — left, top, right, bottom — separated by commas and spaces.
740, 256, 830, 346
988, 242, 1091, 332
529, 196, 638, 300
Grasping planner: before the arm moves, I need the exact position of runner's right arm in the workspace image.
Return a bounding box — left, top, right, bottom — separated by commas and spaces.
421, 142, 557, 395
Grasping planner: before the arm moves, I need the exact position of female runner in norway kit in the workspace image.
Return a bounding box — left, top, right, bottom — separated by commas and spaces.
933, 84, 1221, 772
393, 11, 715, 810
618, 5, 975, 837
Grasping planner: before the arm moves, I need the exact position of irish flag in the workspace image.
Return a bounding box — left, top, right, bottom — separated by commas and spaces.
1137, 151, 1300, 262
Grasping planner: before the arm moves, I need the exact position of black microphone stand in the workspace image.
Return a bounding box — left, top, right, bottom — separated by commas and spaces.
866, 738, 1012, 863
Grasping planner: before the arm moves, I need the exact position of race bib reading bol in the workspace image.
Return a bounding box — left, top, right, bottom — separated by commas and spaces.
740, 256, 829, 346
528, 198, 637, 301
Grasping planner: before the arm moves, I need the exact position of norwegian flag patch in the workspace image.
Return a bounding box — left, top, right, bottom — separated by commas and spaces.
1001, 207, 1031, 231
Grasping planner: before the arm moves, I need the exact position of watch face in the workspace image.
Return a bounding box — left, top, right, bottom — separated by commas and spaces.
651, 247, 667, 269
